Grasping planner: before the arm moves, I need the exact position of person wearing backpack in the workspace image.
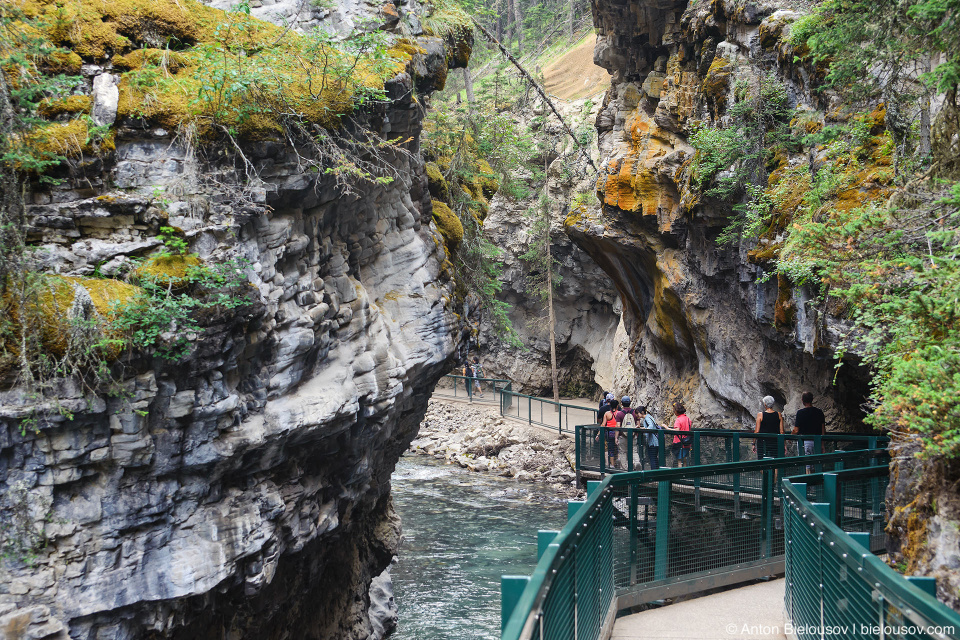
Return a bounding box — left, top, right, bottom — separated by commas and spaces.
471, 356, 484, 398
671, 402, 693, 467
637, 405, 661, 469
615, 396, 638, 469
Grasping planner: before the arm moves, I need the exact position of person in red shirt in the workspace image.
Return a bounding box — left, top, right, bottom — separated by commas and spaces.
672, 402, 692, 467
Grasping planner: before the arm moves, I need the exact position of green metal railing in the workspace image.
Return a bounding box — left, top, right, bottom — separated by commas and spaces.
501, 448, 890, 640
576, 424, 888, 476
498, 390, 597, 435
783, 469, 960, 640
435, 374, 514, 407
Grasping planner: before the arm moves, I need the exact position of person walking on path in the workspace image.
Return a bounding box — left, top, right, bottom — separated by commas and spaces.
461, 360, 475, 396
593, 392, 614, 465
637, 405, 661, 469
597, 398, 621, 469
597, 392, 614, 423
471, 356, 484, 398
672, 402, 692, 467
615, 396, 639, 469
792, 391, 825, 472
755, 396, 784, 459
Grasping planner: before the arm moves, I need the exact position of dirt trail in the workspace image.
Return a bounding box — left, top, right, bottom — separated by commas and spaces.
542, 34, 609, 100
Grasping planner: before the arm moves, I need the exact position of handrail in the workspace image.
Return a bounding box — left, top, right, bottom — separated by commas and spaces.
434, 374, 513, 405
501, 448, 890, 640
498, 389, 597, 435
782, 471, 960, 639
575, 423, 888, 476
442, 374, 513, 384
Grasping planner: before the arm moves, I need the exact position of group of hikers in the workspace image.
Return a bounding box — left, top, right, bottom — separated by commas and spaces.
460, 357, 485, 397
595, 391, 827, 470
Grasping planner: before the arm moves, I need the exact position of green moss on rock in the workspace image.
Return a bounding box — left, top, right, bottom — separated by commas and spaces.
431, 199, 463, 251
426, 162, 449, 201
133, 254, 202, 289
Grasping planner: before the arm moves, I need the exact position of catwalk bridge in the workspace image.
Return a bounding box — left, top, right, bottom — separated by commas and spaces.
433, 375, 960, 640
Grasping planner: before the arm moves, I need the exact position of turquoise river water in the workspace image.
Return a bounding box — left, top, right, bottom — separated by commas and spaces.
391, 454, 567, 639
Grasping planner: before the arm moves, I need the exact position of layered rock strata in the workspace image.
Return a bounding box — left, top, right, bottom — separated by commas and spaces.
0, 5, 466, 640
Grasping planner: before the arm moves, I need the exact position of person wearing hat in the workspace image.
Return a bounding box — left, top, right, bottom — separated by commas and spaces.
615, 396, 639, 470
597, 392, 615, 423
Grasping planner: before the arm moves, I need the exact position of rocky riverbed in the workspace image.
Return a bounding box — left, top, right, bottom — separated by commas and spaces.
409, 400, 582, 498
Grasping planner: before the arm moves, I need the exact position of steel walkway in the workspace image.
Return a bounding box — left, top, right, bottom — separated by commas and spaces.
611, 579, 787, 640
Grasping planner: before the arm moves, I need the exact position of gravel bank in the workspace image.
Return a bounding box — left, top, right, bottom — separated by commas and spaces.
409, 399, 583, 498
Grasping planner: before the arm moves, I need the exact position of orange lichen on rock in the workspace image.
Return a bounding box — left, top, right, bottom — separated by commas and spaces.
598, 111, 678, 217
774, 273, 796, 328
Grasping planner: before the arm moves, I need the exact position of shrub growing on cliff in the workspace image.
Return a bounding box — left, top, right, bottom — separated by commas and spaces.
780, 181, 960, 459
422, 103, 535, 346
689, 76, 794, 244
114, 253, 252, 361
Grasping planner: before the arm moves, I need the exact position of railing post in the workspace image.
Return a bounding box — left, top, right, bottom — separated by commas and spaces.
658, 431, 666, 467
568, 500, 585, 519
501, 575, 530, 633
906, 576, 937, 597
824, 473, 839, 525
848, 531, 871, 550
733, 433, 740, 462
629, 481, 639, 584
811, 502, 831, 519
528, 395, 532, 426
626, 430, 634, 471
575, 425, 582, 487
654, 480, 671, 580
762, 468, 775, 558
693, 432, 701, 466
537, 530, 559, 560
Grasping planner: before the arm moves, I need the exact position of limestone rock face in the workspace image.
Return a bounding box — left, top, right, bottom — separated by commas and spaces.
0, 41, 460, 640
570, 0, 871, 428
477, 98, 629, 398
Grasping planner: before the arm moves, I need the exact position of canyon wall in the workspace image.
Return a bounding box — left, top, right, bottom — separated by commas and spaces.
476, 99, 630, 398
575, 0, 959, 607
0, 2, 466, 638
565, 0, 871, 428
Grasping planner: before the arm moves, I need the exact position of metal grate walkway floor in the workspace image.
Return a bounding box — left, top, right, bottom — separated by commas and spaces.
611, 579, 787, 640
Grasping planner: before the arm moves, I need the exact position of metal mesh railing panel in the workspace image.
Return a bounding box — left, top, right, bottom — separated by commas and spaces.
534, 492, 615, 640
575, 426, 887, 475
838, 475, 888, 554
503, 450, 901, 640
434, 375, 514, 408
782, 472, 960, 640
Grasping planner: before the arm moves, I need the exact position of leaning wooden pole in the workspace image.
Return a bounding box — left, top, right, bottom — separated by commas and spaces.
471, 18, 598, 172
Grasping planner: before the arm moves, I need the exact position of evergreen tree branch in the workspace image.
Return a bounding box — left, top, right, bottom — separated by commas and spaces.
470, 17, 598, 172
